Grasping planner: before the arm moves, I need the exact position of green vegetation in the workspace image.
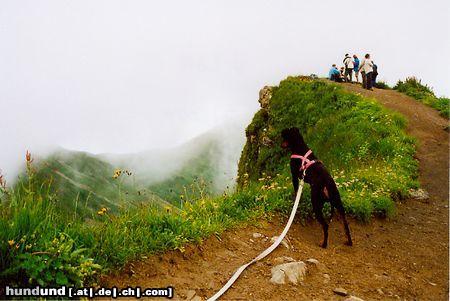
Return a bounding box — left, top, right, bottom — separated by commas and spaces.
0, 155, 288, 290
148, 146, 221, 205
394, 77, 449, 118
238, 76, 418, 221
0, 76, 419, 290
374, 81, 391, 89
21, 151, 166, 218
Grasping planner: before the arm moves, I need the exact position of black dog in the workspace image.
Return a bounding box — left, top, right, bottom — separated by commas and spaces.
281, 127, 352, 248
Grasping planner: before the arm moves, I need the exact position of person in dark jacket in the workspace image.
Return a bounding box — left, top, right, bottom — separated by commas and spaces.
372, 62, 378, 87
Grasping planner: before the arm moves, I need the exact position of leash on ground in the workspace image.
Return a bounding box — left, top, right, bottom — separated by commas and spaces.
207, 178, 305, 301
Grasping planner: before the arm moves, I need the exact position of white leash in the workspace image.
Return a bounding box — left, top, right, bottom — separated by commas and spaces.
207, 179, 305, 301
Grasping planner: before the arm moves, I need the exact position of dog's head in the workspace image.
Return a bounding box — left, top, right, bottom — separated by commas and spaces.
281, 127, 306, 151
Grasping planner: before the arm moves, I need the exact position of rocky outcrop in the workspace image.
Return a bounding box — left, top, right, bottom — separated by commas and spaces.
258, 86, 273, 109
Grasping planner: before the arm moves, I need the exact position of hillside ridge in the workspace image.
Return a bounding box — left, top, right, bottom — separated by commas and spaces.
103, 82, 449, 301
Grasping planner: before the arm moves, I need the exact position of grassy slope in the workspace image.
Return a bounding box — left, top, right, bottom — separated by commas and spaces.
0, 76, 418, 290
394, 77, 449, 118
238, 76, 418, 220
19, 151, 170, 217
14, 131, 229, 218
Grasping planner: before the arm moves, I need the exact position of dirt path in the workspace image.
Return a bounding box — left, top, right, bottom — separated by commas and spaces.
103, 85, 449, 300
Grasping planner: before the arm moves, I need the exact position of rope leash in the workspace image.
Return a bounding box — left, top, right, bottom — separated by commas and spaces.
207, 178, 305, 301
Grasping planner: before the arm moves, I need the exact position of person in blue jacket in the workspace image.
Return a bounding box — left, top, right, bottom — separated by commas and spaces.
353, 55, 360, 83
328, 64, 341, 82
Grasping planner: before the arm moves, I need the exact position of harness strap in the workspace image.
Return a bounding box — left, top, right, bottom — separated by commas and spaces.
291, 149, 317, 172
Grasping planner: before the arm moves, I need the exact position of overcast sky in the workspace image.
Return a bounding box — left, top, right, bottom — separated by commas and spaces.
1, 0, 449, 181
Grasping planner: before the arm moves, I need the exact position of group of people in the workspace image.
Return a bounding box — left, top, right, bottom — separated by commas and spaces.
328, 53, 378, 90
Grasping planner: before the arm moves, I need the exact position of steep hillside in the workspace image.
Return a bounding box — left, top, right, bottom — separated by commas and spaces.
12, 125, 244, 217
237, 76, 418, 220
23, 151, 168, 217
106, 125, 244, 205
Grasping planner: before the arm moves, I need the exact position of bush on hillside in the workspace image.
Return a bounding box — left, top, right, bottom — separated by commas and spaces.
394, 77, 449, 118
374, 81, 391, 89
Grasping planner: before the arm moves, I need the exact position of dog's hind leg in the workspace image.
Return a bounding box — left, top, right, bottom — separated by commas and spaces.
312, 188, 328, 248
327, 181, 353, 246
335, 202, 352, 246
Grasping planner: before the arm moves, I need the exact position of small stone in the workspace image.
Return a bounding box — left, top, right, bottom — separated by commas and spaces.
270, 236, 290, 249
306, 258, 320, 265
185, 290, 196, 300
252, 232, 264, 238
333, 288, 348, 296
428, 282, 437, 286
190, 296, 203, 301
408, 188, 429, 200
249, 239, 255, 243
323, 274, 330, 284
344, 296, 365, 301
273, 256, 296, 265
376, 288, 384, 295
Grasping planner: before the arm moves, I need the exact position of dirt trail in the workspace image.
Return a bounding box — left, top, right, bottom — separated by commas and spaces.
103, 84, 449, 300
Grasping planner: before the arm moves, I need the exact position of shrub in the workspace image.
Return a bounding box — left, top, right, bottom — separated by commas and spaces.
394, 77, 449, 118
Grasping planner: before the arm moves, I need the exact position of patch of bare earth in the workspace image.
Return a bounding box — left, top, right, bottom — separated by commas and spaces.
102, 84, 449, 300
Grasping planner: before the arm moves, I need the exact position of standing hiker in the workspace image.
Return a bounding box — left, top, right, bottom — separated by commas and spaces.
359, 53, 374, 90
353, 54, 360, 83
343, 54, 354, 82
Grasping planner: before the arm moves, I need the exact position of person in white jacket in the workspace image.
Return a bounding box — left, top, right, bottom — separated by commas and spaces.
343, 54, 354, 82
359, 53, 374, 90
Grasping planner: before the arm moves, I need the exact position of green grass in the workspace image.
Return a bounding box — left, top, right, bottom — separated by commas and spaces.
0, 76, 419, 290
0, 164, 288, 290
238, 76, 418, 221
394, 77, 449, 118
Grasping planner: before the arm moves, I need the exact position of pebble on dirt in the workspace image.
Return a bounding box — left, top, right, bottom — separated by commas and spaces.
306, 258, 320, 265
344, 296, 365, 301
408, 188, 429, 200
270, 236, 291, 249
333, 287, 349, 296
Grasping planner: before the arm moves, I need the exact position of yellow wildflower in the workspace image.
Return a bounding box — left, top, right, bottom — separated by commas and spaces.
8, 240, 15, 246
97, 210, 104, 216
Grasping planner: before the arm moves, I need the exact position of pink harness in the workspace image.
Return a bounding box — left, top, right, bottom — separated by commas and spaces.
291, 150, 317, 172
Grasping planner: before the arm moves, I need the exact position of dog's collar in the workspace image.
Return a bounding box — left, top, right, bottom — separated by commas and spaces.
291, 150, 317, 171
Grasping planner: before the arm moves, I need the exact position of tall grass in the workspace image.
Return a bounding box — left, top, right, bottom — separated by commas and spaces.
0, 154, 289, 291
394, 77, 449, 118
